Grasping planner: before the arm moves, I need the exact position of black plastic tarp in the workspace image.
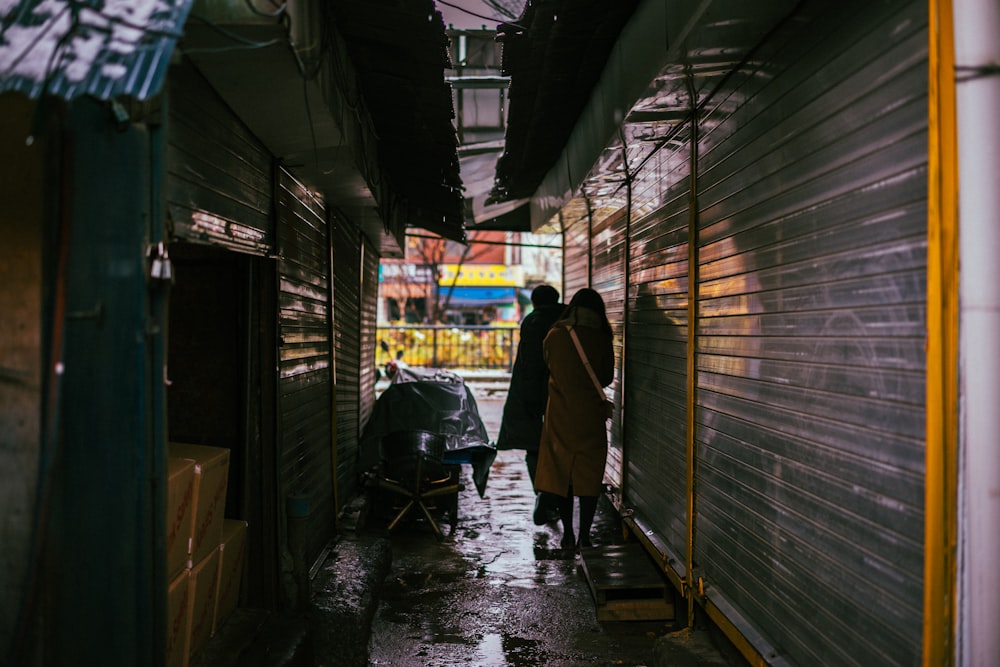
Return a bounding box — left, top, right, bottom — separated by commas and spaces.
360, 368, 497, 497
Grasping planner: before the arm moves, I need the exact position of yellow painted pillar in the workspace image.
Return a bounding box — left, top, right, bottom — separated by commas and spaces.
924, 0, 959, 664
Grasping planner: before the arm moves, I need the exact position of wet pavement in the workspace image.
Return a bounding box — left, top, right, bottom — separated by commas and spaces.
363, 391, 681, 667
194, 378, 737, 667
366, 453, 676, 666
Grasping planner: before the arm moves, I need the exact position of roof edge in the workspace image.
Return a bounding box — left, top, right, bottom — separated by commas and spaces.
528, 0, 696, 230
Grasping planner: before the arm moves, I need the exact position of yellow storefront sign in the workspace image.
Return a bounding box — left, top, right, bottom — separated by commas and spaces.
437, 264, 523, 287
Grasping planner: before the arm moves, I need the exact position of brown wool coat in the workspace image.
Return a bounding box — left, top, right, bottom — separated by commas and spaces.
534, 311, 614, 498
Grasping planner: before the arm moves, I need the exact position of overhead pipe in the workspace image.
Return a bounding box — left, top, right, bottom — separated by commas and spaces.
684, 63, 701, 629
619, 129, 633, 505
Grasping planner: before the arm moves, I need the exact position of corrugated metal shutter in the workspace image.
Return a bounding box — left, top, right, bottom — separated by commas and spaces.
562, 205, 590, 296
359, 238, 379, 430
625, 130, 693, 554
616, 1, 926, 663
333, 217, 363, 508
590, 203, 627, 488
276, 168, 335, 564
691, 2, 926, 665
166, 63, 274, 255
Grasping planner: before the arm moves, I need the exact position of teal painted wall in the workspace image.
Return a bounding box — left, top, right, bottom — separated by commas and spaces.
42, 97, 167, 666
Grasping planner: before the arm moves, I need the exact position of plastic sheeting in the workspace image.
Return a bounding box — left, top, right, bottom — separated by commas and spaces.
360, 368, 497, 497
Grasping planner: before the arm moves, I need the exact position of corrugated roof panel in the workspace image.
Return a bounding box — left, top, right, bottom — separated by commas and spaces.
0, 0, 193, 100
330, 0, 466, 241
490, 0, 639, 203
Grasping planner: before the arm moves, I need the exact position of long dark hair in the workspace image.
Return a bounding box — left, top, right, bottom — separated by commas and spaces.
565, 288, 612, 336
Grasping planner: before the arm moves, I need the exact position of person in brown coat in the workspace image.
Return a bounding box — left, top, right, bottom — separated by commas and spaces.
534, 288, 614, 549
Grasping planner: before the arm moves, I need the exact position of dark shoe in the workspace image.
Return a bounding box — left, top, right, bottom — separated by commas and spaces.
560, 534, 576, 549
533, 493, 553, 526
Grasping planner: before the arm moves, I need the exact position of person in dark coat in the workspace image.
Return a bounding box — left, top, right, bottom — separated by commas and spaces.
534, 288, 614, 549
496, 284, 564, 485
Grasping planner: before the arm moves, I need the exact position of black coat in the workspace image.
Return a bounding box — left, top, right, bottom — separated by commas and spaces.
496, 302, 564, 451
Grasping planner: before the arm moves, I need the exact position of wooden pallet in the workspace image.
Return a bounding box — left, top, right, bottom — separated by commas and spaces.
579, 543, 675, 621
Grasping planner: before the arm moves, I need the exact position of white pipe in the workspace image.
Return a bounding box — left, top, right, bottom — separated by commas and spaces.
954, 0, 1000, 665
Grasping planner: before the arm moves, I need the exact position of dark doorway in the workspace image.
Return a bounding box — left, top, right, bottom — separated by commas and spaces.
166, 241, 278, 607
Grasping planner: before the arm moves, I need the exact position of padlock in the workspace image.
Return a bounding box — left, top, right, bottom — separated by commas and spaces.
151, 255, 164, 279
159, 246, 173, 281
150, 242, 174, 282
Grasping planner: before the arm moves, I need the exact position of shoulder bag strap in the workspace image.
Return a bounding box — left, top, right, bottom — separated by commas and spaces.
567, 326, 606, 400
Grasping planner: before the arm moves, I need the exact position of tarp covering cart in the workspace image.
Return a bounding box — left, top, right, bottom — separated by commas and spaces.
360, 368, 497, 538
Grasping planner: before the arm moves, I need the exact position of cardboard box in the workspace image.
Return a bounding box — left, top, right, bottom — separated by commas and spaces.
166, 569, 190, 667
166, 457, 196, 579
212, 519, 248, 635
169, 443, 230, 567
187, 547, 220, 661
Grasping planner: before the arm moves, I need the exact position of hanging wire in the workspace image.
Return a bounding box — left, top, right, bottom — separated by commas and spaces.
481, 0, 522, 21
3, 3, 71, 76
1, 0, 42, 41
436, 0, 526, 30
243, 0, 287, 18
22, 0, 187, 44
182, 13, 284, 53
35, 3, 82, 98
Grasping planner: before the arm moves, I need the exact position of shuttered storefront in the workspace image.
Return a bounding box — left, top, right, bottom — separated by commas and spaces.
276, 168, 335, 564
333, 217, 363, 509
561, 203, 590, 297
166, 62, 284, 589
589, 204, 627, 489
359, 238, 379, 431
625, 127, 693, 556
698, 3, 926, 663
166, 63, 273, 254
620, 1, 927, 664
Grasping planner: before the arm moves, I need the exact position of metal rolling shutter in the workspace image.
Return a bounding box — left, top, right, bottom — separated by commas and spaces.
276, 168, 335, 564
166, 63, 273, 255
562, 205, 590, 297
590, 204, 627, 488
624, 134, 693, 555
691, 2, 927, 665
359, 238, 379, 431
333, 217, 363, 508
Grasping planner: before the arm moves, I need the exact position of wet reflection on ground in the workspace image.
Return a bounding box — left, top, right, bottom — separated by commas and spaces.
366, 435, 673, 667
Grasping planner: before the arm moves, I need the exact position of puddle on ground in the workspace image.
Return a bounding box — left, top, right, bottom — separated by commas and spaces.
368, 447, 667, 667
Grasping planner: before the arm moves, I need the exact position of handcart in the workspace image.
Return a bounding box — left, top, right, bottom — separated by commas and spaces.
359, 367, 496, 539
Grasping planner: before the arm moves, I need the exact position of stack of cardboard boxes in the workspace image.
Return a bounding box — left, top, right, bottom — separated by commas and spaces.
166, 443, 248, 667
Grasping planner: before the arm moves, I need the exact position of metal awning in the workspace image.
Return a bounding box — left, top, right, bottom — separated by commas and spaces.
493, 0, 802, 230
1, 0, 468, 250
184, 0, 467, 248
459, 140, 531, 231
329, 0, 466, 243
490, 0, 639, 205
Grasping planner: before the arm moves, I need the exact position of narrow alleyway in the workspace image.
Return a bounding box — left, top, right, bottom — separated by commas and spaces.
195, 377, 738, 667
362, 385, 716, 667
